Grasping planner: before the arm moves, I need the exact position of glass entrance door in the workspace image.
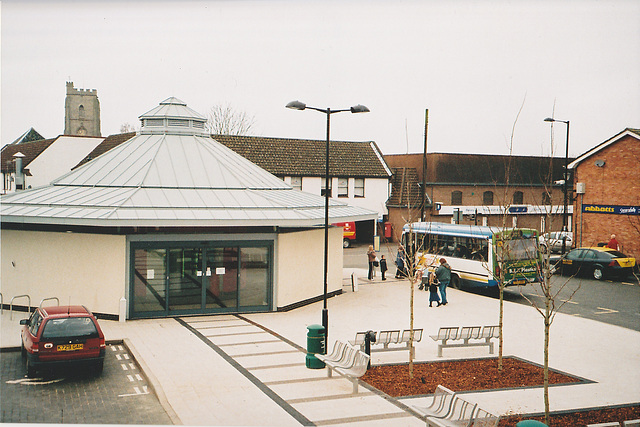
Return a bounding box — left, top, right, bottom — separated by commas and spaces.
167, 248, 203, 312
204, 247, 238, 310
130, 242, 271, 318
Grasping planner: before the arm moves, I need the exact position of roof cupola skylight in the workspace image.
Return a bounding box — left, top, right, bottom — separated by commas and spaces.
139, 97, 208, 136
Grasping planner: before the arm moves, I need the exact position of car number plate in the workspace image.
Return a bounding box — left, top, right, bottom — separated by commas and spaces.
57, 343, 83, 352
512, 279, 526, 285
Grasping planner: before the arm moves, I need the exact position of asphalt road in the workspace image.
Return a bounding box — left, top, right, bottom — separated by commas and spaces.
0, 342, 171, 424
344, 243, 640, 332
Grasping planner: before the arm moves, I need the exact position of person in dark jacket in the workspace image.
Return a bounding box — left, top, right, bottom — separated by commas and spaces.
435, 258, 451, 305
395, 246, 406, 278
379, 255, 388, 281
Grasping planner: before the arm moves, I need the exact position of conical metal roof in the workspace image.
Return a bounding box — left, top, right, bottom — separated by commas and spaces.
1, 98, 378, 227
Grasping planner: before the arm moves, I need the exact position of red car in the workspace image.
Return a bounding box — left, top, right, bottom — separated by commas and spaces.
20, 305, 106, 377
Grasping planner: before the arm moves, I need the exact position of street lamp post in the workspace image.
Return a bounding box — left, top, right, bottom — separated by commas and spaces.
544, 117, 570, 255
286, 100, 369, 351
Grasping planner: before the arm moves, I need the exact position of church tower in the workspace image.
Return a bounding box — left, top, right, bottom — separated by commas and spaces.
64, 82, 101, 137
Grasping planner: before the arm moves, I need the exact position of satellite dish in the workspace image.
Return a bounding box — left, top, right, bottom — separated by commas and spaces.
594, 159, 605, 167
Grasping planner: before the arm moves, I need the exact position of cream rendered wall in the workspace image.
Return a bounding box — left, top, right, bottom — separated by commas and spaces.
301, 176, 389, 217
276, 227, 343, 308
26, 136, 105, 189
1, 230, 126, 315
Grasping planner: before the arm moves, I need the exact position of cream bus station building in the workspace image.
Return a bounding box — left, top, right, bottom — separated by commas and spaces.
1, 98, 377, 319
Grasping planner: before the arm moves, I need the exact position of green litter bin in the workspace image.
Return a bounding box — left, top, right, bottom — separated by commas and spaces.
306, 324, 326, 369
516, 421, 547, 427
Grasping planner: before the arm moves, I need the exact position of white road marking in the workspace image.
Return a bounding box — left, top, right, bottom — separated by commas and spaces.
127, 375, 135, 382
135, 374, 143, 381
595, 307, 619, 315
561, 299, 579, 305
118, 385, 149, 397
121, 363, 128, 371
6, 377, 65, 385
129, 363, 136, 370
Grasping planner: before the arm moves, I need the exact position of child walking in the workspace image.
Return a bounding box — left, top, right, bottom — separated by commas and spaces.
379, 255, 388, 281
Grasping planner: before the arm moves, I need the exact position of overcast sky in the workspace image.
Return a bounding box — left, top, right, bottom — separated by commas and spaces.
2, 0, 639, 158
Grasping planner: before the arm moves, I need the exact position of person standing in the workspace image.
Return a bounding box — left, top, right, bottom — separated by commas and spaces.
395, 246, 406, 278
379, 255, 388, 281
428, 273, 441, 307
367, 245, 376, 280
607, 234, 620, 251
435, 258, 451, 305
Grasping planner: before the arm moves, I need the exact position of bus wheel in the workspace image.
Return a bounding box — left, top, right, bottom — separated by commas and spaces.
450, 275, 461, 289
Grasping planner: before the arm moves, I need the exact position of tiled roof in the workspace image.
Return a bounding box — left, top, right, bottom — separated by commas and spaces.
73, 132, 136, 170
424, 153, 572, 185
1, 137, 57, 173
385, 153, 572, 186
213, 135, 391, 178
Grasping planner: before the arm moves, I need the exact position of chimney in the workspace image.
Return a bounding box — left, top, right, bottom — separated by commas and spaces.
13, 152, 25, 191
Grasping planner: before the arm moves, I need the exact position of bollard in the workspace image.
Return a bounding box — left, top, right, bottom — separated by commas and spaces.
305, 324, 325, 369
351, 272, 358, 292
119, 297, 126, 322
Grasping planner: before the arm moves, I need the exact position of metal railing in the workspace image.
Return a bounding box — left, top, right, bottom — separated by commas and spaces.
39, 297, 60, 308
10, 294, 31, 320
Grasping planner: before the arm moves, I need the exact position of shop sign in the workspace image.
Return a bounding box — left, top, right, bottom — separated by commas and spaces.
582, 204, 640, 215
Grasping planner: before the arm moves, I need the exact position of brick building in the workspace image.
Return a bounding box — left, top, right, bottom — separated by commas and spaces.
568, 128, 640, 259
384, 153, 571, 242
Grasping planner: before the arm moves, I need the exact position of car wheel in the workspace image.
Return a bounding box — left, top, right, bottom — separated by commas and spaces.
26, 359, 36, 377
343, 238, 351, 248
592, 266, 604, 281
450, 275, 461, 289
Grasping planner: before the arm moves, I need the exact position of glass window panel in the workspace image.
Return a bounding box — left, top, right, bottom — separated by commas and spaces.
354, 178, 364, 197
483, 191, 494, 205
337, 177, 348, 197
239, 247, 270, 308
290, 176, 302, 191
133, 248, 166, 313
513, 191, 524, 204
451, 191, 462, 205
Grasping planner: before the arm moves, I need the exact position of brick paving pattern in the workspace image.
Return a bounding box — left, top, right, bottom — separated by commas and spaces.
0, 343, 172, 424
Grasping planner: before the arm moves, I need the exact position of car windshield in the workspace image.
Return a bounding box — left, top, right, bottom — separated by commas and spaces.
42, 317, 98, 339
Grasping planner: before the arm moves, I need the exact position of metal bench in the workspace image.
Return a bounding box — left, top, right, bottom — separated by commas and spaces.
430, 325, 499, 357
351, 328, 423, 357
426, 396, 477, 427
317, 341, 370, 393
412, 385, 457, 419
316, 340, 348, 366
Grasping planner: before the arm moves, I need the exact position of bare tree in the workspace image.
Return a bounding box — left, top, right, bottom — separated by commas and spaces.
120, 122, 137, 133
206, 104, 256, 135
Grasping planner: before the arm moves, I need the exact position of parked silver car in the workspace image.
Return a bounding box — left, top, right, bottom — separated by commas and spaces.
539, 231, 573, 253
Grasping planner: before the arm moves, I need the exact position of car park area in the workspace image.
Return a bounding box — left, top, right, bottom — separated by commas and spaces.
0, 341, 171, 424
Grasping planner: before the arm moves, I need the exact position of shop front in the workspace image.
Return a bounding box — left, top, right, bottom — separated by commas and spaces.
131, 240, 272, 318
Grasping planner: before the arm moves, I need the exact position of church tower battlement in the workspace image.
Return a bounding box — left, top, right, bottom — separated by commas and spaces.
64, 81, 101, 137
